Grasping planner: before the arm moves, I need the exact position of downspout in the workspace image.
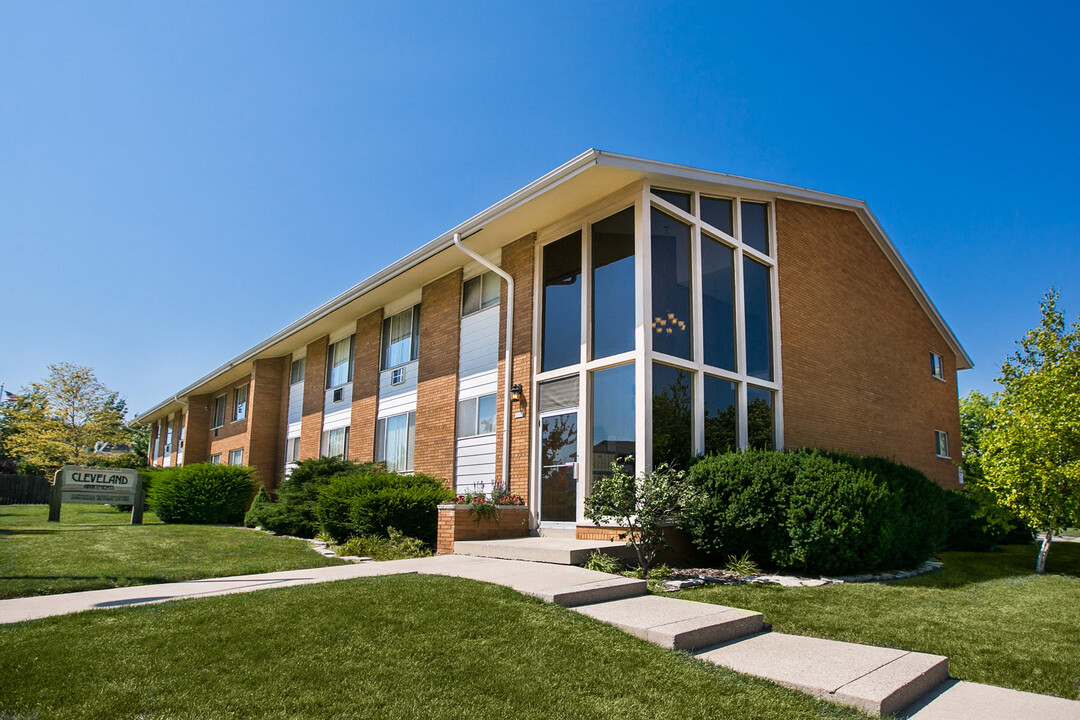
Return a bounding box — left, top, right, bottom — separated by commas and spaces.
453, 230, 514, 493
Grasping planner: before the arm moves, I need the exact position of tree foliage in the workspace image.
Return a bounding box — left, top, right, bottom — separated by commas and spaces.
981, 290, 1080, 573
2, 363, 128, 472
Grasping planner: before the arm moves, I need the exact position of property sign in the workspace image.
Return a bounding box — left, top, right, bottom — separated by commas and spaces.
58, 466, 140, 505
48, 465, 145, 524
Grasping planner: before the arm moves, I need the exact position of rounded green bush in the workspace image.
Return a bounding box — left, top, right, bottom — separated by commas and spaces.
317, 471, 453, 544
682, 449, 947, 575
149, 463, 257, 525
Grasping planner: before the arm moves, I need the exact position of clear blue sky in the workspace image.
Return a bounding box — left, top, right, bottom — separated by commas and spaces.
2, 1, 1077, 417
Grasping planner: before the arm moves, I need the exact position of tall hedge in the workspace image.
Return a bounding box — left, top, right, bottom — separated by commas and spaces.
256, 457, 370, 537
681, 450, 948, 575
317, 471, 453, 544
149, 463, 256, 525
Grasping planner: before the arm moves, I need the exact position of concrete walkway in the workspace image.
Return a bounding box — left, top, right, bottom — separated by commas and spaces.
3, 555, 1079, 719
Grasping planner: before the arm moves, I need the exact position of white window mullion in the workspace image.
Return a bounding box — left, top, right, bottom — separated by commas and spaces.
638, 184, 652, 476
734, 198, 749, 449
768, 200, 784, 450
690, 196, 706, 457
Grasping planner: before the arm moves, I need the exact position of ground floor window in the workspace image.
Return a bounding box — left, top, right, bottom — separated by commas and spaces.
746, 386, 775, 451
209, 453, 221, 464
323, 427, 349, 461
228, 449, 244, 466
376, 412, 415, 473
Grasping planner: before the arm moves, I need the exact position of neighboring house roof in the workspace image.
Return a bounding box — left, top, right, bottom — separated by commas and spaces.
93, 442, 132, 455
136, 149, 972, 424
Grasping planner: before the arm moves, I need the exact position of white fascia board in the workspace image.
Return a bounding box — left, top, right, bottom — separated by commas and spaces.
136, 150, 603, 423
595, 151, 973, 370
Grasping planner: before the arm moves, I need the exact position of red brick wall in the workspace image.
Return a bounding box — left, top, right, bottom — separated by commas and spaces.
414, 270, 463, 486
299, 337, 328, 461
775, 200, 962, 488
247, 357, 286, 489
350, 309, 383, 463
436, 504, 530, 554
493, 234, 536, 501
183, 394, 211, 464
207, 374, 251, 462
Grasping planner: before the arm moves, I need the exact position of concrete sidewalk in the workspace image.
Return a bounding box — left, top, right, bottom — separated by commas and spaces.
3, 555, 1079, 719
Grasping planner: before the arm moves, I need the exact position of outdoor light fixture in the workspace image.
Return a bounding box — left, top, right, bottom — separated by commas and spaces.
510, 384, 523, 403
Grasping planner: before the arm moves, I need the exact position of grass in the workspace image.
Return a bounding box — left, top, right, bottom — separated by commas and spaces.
680, 542, 1080, 699
0, 574, 869, 720
0, 504, 344, 599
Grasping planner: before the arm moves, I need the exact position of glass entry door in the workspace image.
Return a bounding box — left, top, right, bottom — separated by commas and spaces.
540, 411, 578, 524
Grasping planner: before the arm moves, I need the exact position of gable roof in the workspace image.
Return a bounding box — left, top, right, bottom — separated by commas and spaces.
136, 150, 971, 423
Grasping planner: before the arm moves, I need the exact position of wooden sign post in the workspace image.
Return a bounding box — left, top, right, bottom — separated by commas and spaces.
47, 466, 145, 525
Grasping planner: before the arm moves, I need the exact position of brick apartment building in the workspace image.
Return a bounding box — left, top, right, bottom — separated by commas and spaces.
136, 150, 970, 533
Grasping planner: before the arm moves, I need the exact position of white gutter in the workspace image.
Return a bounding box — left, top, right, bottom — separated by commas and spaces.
453, 230, 514, 493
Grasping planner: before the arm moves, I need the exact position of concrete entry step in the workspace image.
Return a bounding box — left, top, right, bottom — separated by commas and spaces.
453, 537, 638, 565
573, 594, 764, 651
697, 631, 949, 717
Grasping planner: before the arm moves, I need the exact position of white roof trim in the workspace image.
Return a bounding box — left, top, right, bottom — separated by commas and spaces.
137, 149, 970, 422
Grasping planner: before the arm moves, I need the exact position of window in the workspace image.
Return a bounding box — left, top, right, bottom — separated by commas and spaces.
209, 453, 221, 464
741, 201, 770, 255
232, 383, 249, 422
652, 363, 693, 470
164, 423, 173, 456
654, 188, 692, 213
704, 376, 737, 455
701, 234, 736, 371
462, 272, 500, 316
178, 414, 185, 450
381, 306, 420, 370
931, 352, 944, 380
285, 437, 301, 465
290, 358, 305, 385
211, 395, 227, 429
743, 257, 773, 381
935, 430, 950, 458
541, 231, 582, 372
323, 427, 349, 460
701, 196, 733, 236
747, 386, 775, 450
457, 394, 497, 437
591, 207, 635, 360
591, 364, 635, 483
376, 412, 415, 473
651, 207, 693, 360
228, 449, 244, 466
326, 336, 355, 389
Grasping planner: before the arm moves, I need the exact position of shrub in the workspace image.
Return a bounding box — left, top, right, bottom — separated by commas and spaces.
682, 450, 946, 575
148, 463, 256, 524
317, 471, 453, 544
944, 488, 1035, 550
819, 452, 947, 569
336, 528, 431, 561
264, 457, 372, 538
244, 486, 277, 528
582, 550, 624, 574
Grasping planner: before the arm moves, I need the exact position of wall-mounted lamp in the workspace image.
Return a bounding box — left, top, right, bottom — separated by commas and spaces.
510, 384, 524, 403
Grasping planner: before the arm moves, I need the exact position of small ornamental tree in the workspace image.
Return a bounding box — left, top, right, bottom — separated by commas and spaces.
584, 460, 701, 578
982, 290, 1080, 574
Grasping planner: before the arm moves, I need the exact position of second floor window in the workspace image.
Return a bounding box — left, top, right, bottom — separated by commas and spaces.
211, 395, 227, 429
381, 305, 420, 370
290, 358, 306, 385
232, 383, 249, 422
326, 336, 355, 389
462, 271, 500, 316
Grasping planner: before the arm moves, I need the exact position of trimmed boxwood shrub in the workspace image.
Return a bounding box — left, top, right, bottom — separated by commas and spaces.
317, 471, 453, 545
260, 457, 369, 538
681, 450, 948, 575
149, 463, 256, 525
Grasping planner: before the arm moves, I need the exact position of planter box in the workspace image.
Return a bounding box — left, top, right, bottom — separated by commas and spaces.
436, 504, 530, 555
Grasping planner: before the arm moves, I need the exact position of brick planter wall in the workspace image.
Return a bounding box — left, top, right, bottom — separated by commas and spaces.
436, 504, 530, 555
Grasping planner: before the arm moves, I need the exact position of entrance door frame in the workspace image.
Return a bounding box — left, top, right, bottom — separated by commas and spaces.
536, 406, 579, 530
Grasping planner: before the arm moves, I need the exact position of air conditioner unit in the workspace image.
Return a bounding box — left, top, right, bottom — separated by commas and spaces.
333, 388, 344, 403
391, 367, 405, 386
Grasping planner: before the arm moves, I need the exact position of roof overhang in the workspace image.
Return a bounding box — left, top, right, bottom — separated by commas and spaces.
136, 149, 972, 423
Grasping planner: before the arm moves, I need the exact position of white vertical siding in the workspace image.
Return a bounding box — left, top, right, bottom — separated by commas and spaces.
324, 382, 352, 416
455, 305, 500, 490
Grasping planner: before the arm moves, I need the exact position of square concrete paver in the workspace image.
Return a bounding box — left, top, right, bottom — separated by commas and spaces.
574, 594, 763, 650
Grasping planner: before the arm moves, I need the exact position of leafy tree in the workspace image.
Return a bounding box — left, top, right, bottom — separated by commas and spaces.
4, 363, 128, 472
959, 389, 995, 484
584, 460, 701, 577
982, 290, 1080, 573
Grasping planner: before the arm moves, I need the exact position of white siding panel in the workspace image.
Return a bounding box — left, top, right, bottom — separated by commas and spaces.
379, 390, 416, 418
455, 435, 496, 494
458, 307, 499, 378
286, 422, 302, 438
324, 382, 352, 414
379, 360, 418, 398
458, 369, 498, 398
323, 407, 351, 432
287, 383, 304, 424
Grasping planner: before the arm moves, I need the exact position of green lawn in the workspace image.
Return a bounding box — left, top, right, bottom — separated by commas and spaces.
680, 543, 1080, 699
0, 574, 868, 720
0, 504, 344, 599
